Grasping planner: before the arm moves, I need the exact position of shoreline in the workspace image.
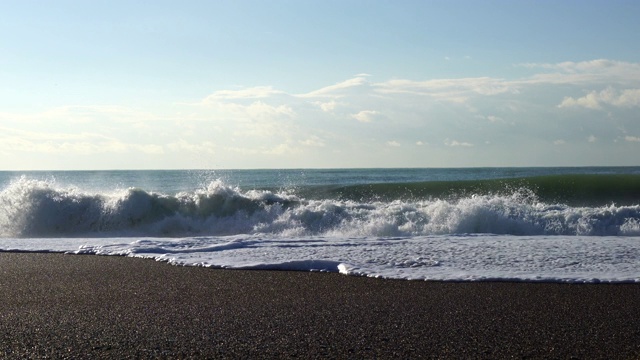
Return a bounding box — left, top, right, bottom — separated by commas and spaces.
1, 252, 639, 358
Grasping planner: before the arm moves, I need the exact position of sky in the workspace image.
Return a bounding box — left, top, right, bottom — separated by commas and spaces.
1, 0, 640, 170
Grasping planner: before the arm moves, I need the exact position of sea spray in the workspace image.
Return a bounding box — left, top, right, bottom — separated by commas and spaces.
2, 175, 640, 237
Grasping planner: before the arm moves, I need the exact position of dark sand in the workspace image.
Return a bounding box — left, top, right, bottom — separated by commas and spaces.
1, 253, 639, 359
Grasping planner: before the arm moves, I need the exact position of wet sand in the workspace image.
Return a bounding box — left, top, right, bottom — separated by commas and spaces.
1, 252, 639, 359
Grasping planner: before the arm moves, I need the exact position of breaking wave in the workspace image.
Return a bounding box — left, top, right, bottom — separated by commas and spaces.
1, 176, 640, 238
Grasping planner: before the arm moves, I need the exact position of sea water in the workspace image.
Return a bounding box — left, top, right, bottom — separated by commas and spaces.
1, 167, 640, 282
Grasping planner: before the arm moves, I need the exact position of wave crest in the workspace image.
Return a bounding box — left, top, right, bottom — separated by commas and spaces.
1, 177, 639, 238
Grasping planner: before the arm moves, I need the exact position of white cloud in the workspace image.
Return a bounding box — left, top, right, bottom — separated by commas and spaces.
559, 87, 640, 109
558, 91, 605, 110
625, 136, 640, 142
299, 136, 325, 147
351, 110, 379, 123
314, 100, 338, 112
6, 58, 640, 169
615, 89, 640, 107
445, 139, 473, 147
196, 99, 297, 139
554, 140, 566, 145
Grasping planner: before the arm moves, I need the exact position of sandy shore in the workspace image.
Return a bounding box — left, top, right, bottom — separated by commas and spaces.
1, 253, 639, 359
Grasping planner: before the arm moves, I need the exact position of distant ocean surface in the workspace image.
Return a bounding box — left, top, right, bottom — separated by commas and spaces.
2, 167, 640, 282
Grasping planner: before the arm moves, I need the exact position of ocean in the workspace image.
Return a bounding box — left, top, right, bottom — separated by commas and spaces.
1, 167, 640, 282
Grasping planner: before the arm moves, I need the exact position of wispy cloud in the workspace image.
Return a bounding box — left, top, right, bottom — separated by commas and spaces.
373, 77, 517, 103
522, 59, 632, 73
519, 59, 640, 85
298, 76, 369, 98
203, 86, 285, 100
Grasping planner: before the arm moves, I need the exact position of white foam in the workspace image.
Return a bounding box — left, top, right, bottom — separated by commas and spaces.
3, 234, 640, 283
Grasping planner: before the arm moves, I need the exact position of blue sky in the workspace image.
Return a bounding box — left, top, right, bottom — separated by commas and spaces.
2, 0, 640, 169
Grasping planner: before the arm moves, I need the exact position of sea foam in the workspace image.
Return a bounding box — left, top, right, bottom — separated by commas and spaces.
2, 234, 639, 283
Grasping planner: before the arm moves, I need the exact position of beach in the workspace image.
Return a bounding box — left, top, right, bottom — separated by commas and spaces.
1, 253, 639, 358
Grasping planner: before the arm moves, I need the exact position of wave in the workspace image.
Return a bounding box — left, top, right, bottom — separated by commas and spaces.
2, 175, 640, 238
304, 174, 640, 206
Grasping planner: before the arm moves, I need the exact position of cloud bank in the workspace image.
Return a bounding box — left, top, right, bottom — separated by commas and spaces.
2, 59, 640, 169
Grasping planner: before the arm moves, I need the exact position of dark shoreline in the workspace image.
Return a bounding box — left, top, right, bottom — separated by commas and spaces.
1, 253, 639, 359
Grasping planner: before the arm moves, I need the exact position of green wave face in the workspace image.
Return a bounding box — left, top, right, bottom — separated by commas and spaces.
306, 174, 640, 206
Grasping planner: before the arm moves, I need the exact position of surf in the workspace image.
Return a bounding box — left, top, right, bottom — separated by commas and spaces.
2, 174, 640, 238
